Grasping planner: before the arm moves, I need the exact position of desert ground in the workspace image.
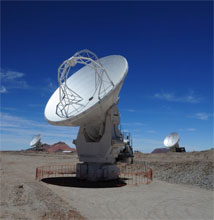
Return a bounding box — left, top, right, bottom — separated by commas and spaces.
0, 150, 213, 220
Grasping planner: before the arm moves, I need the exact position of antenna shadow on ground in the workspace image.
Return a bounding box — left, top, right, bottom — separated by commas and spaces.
41, 177, 127, 188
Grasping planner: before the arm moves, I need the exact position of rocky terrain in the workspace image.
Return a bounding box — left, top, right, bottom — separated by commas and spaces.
1, 150, 213, 219
134, 149, 214, 190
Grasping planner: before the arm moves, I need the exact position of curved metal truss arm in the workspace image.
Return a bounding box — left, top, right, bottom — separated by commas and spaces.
56, 49, 114, 118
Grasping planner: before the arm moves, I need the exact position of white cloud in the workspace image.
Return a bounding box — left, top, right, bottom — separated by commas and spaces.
0, 69, 29, 92
0, 112, 78, 150
121, 129, 129, 133
193, 113, 209, 120
154, 90, 201, 103
47, 82, 57, 92
1, 70, 24, 80
126, 109, 136, 113
0, 86, 7, 93
179, 128, 196, 132
43, 78, 58, 93
186, 128, 196, 132
146, 130, 156, 134
28, 104, 44, 108
133, 122, 144, 126
154, 92, 174, 101
1, 107, 16, 111
121, 122, 145, 126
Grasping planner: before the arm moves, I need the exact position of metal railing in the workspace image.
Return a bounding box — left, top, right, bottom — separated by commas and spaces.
118, 163, 153, 185
36, 164, 76, 181
36, 162, 152, 186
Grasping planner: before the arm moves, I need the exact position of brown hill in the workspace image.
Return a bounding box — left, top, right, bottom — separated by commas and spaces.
27, 142, 76, 153
152, 148, 170, 154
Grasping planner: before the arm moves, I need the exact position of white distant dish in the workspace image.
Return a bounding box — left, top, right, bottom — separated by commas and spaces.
163, 132, 180, 148
45, 53, 128, 126
30, 134, 41, 147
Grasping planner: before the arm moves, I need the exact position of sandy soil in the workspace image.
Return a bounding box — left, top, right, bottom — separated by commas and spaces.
0, 152, 83, 220
1, 151, 213, 220
48, 179, 213, 220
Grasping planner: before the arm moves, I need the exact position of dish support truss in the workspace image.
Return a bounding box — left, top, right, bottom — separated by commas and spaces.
56, 49, 114, 118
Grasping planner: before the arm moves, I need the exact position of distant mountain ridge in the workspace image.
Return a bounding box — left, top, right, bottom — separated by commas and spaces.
151, 148, 170, 153
26, 141, 76, 152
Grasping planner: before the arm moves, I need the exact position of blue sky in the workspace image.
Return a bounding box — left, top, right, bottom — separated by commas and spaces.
1, 1, 213, 152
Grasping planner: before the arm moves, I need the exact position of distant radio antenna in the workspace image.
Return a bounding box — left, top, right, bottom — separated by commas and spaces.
163, 132, 186, 152
30, 134, 43, 151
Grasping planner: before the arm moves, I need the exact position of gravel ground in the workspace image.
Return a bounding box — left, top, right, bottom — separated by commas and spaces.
135, 150, 214, 190
0, 151, 84, 220
144, 161, 213, 190
1, 150, 213, 220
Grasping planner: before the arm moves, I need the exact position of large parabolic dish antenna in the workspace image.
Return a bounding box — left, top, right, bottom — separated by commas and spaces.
45, 50, 128, 127
163, 132, 180, 148
45, 49, 128, 181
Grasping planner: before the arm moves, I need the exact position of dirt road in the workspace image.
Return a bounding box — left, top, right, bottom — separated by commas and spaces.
0, 152, 83, 220
1, 152, 213, 220
46, 179, 213, 220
